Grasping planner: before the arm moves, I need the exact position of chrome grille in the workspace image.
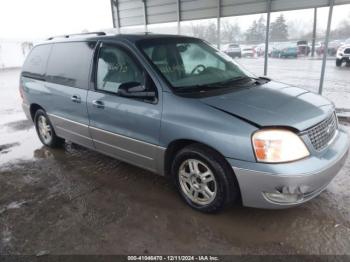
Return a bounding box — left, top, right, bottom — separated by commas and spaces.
306, 113, 338, 151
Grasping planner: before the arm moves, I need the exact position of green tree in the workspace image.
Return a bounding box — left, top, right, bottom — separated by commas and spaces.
270, 14, 289, 41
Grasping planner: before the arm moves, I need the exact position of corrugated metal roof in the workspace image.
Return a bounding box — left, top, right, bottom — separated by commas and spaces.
111, 0, 350, 27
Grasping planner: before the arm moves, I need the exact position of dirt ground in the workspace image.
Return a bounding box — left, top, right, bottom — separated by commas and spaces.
0, 69, 350, 255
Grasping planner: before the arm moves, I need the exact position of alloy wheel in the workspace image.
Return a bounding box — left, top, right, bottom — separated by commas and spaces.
178, 159, 217, 206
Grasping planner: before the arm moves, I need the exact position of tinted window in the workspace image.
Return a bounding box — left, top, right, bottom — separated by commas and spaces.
46, 41, 96, 89
22, 44, 51, 79
96, 45, 143, 94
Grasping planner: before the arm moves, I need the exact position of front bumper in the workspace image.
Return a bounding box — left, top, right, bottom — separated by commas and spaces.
227, 128, 349, 209
337, 55, 350, 62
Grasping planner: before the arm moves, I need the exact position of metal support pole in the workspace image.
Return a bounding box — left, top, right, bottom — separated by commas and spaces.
264, 0, 271, 76
311, 8, 317, 57
110, 0, 116, 28
142, 0, 148, 32
177, 0, 181, 34
217, 0, 221, 49
110, 0, 121, 33
319, 0, 334, 95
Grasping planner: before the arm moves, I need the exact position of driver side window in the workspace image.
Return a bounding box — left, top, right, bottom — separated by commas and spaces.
177, 44, 225, 74
96, 45, 143, 94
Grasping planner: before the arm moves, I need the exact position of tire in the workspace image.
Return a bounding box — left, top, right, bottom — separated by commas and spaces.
171, 144, 240, 213
336, 59, 342, 67
34, 109, 64, 148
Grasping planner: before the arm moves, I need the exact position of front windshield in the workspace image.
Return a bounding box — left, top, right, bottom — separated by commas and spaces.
138, 38, 254, 90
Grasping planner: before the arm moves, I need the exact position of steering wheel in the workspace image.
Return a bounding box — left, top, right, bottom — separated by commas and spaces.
191, 64, 206, 75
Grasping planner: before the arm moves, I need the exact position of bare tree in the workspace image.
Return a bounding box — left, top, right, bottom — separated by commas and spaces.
221, 21, 242, 43
191, 22, 218, 44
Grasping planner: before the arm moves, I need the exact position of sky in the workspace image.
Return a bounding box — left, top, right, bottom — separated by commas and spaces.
0, 0, 113, 40
0, 0, 349, 41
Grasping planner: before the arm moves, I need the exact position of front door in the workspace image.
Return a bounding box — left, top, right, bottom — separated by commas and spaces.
87, 43, 162, 172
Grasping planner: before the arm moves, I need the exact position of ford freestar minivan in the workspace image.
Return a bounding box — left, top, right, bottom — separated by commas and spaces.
20, 32, 349, 212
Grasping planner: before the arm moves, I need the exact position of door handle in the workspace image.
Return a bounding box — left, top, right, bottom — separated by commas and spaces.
71, 95, 81, 103
92, 100, 104, 109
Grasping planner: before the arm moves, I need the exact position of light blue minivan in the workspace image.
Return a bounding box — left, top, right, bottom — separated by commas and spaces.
20, 32, 349, 212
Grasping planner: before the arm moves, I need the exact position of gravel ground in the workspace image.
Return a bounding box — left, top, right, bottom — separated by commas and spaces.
0, 69, 350, 255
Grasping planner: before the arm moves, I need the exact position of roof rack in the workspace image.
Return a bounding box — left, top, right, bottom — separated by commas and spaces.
47, 31, 106, 40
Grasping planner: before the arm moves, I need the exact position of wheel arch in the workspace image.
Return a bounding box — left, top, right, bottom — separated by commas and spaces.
163, 138, 242, 207
164, 139, 233, 178
29, 103, 45, 121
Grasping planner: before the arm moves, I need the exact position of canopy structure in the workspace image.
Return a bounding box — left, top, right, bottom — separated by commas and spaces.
110, 0, 350, 94
111, 0, 348, 27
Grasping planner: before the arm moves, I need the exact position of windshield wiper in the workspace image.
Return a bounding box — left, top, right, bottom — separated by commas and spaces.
176, 76, 253, 92
250, 76, 271, 85
212, 76, 252, 87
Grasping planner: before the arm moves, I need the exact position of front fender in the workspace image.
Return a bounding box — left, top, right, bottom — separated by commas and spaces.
160, 92, 258, 162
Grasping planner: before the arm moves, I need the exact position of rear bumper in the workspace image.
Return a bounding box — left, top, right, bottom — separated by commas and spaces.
226, 51, 241, 57
22, 102, 31, 120
227, 128, 349, 209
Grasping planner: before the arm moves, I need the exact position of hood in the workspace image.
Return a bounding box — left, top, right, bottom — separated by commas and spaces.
200, 81, 334, 131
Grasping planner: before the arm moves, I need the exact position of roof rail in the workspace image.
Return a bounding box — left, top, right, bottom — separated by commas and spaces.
47, 31, 106, 40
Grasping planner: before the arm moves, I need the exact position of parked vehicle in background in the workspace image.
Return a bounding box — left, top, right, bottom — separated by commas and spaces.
270, 42, 295, 58
280, 47, 298, 58
224, 43, 241, 58
241, 46, 254, 58
20, 33, 349, 213
254, 43, 265, 57
336, 41, 350, 67
270, 47, 281, 58
297, 40, 310, 56
317, 40, 342, 56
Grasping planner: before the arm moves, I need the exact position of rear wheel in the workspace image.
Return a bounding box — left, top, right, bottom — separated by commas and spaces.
34, 109, 64, 148
171, 144, 240, 213
336, 59, 342, 67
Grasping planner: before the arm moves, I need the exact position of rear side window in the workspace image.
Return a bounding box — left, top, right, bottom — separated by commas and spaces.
22, 44, 51, 79
46, 41, 96, 89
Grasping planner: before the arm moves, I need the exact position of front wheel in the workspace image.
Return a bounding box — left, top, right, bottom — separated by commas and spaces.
171, 144, 240, 213
34, 109, 64, 148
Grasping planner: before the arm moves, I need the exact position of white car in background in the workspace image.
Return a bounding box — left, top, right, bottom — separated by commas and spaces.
336, 38, 350, 67
241, 46, 255, 58
223, 43, 242, 58
336, 44, 350, 67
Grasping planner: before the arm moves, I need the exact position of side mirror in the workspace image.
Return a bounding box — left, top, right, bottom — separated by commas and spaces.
118, 81, 156, 99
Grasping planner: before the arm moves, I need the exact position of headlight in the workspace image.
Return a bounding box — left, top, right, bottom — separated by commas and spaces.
252, 129, 310, 163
